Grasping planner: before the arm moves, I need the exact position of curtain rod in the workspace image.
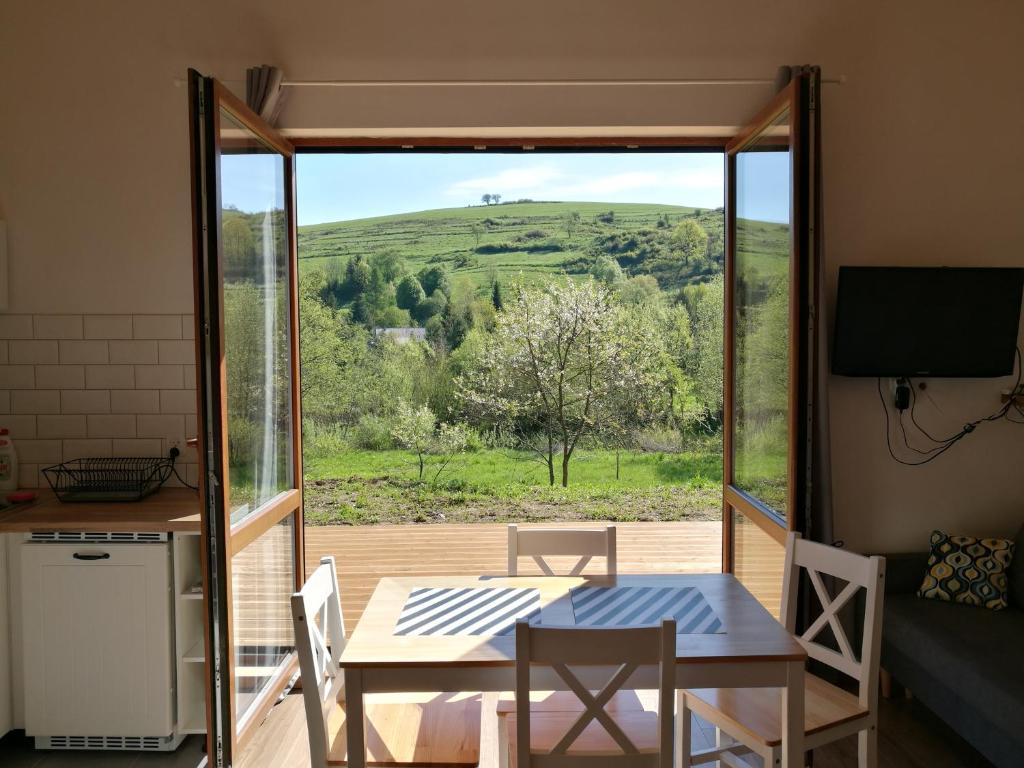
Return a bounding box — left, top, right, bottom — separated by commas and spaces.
279, 76, 846, 88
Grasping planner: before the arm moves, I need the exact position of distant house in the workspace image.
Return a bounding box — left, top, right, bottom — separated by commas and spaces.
373, 327, 426, 344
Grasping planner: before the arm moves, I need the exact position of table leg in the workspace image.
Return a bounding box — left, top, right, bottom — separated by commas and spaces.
345, 667, 366, 768
781, 660, 805, 768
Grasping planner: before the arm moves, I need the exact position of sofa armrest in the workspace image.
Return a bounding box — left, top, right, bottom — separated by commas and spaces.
880, 551, 930, 595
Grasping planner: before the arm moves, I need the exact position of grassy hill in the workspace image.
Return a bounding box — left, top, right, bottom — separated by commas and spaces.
297, 200, 729, 293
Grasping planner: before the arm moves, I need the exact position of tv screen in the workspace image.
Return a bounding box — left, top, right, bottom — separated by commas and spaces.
832, 266, 1024, 377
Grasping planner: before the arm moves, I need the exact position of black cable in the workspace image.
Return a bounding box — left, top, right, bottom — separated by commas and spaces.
879, 346, 1023, 466
906, 378, 961, 444
168, 448, 199, 491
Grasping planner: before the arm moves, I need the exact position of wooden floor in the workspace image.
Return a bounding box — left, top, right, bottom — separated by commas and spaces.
304, 520, 729, 628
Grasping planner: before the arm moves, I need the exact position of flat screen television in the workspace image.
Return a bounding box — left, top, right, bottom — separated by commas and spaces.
832, 266, 1024, 377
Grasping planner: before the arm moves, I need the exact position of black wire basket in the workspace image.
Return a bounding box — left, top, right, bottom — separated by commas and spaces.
42, 457, 175, 502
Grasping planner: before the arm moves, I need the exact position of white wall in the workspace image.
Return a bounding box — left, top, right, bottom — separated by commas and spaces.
0, 1, 1022, 555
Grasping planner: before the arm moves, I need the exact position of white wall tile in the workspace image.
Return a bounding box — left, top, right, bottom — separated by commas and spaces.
134, 364, 184, 389
0, 341, 7, 364
109, 340, 158, 364
133, 315, 182, 340
0, 415, 37, 439
62, 439, 112, 459
185, 414, 197, 437
160, 389, 197, 414
111, 389, 160, 414
84, 315, 133, 339
0, 316, 34, 339
33, 315, 83, 339
61, 390, 111, 414
16, 440, 61, 463
9, 340, 58, 365
183, 365, 196, 389
85, 364, 134, 389
137, 414, 184, 439
158, 340, 194, 364
38, 415, 87, 439
18, 463, 41, 489
59, 340, 109, 364
0, 366, 34, 389
0, 391, 10, 414
86, 414, 136, 438
182, 315, 195, 340
112, 438, 164, 457
12, 390, 60, 414
186, 464, 200, 487
35, 365, 85, 389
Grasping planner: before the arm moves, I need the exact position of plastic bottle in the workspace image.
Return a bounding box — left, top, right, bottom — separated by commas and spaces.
0, 428, 18, 491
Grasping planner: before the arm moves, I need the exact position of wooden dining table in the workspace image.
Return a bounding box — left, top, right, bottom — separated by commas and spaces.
339, 573, 807, 768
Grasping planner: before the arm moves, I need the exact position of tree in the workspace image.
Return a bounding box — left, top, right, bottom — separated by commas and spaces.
369, 249, 406, 283
412, 289, 448, 323
589, 255, 624, 285
682, 275, 725, 424
391, 401, 436, 480
491, 279, 504, 311
670, 219, 708, 266
457, 279, 665, 487
343, 255, 371, 299
492, 194, 502, 205
617, 275, 662, 306
470, 223, 484, 247
417, 265, 451, 298
396, 274, 426, 310
481, 194, 492, 206
564, 210, 581, 239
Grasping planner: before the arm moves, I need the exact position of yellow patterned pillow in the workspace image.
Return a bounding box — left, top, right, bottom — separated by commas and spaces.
918, 530, 1015, 610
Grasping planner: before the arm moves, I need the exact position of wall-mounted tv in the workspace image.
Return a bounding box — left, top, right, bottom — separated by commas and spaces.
832, 266, 1024, 377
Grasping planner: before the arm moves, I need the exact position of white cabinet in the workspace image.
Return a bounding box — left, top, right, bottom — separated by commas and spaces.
21, 541, 175, 738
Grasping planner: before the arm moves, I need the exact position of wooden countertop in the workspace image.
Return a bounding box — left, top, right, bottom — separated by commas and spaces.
0, 488, 201, 533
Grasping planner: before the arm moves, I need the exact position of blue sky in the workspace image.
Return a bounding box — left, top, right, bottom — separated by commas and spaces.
224, 151, 791, 226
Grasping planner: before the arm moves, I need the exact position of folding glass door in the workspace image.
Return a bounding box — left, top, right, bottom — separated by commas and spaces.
188, 70, 304, 766
723, 77, 814, 616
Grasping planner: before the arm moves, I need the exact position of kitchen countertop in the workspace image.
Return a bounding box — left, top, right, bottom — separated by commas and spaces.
0, 488, 201, 533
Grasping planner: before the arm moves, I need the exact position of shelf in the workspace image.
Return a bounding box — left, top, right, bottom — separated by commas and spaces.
180, 589, 204, 600
183, 639, 206, 664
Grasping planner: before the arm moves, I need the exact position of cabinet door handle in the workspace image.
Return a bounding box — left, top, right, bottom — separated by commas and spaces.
73, 552, 111, 561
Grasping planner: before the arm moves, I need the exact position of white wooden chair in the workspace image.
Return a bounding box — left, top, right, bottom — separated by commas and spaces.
507, 524, 617, 577
681, 532, 886, 768
291, 556, 483, 767
499, 618, 676, 768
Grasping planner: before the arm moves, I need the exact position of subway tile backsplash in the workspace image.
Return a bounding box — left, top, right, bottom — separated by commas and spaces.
0, 314, 198, 488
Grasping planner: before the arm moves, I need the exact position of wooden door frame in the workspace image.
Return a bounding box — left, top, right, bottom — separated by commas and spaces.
189, 70, 305, 764
721, 79, 810, 572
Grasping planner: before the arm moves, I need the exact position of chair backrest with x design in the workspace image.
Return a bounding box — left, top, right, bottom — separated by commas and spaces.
780, 532, 886, 712
291, 556, 348, 768
514, 618, 675, 768
508, 524, 617, 577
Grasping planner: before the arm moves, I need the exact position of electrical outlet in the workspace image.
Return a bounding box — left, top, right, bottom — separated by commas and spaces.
167, 438, 184, 457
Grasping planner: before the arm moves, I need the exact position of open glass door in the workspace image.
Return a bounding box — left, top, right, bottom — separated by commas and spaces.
188, 70, 304, 766
723, 77, 813, 616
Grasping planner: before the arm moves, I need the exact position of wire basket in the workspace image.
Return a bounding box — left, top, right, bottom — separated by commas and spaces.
42, 457, 175, 502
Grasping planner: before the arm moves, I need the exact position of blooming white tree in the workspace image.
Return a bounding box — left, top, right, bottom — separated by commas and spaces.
390, 400, 469, 482
457, 278, 666, 487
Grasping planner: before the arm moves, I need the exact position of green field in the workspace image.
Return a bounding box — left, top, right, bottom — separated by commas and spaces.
303, 447, 723, 526
298, 200, 722, 292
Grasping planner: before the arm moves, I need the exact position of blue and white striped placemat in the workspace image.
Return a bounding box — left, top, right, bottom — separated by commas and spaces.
571, 586, 724, 634
394, 587, 541, 636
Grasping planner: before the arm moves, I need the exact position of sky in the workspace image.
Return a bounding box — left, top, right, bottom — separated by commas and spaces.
224, 151, 791, 226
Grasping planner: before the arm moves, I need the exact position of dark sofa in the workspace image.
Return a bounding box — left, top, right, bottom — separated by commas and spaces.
880, 526, 1024, 768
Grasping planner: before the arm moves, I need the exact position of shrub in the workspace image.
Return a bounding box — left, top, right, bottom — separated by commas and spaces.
352, 414, 395, 450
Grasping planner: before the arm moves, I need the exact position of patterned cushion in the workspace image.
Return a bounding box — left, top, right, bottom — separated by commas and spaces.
917, 530, 1015, 610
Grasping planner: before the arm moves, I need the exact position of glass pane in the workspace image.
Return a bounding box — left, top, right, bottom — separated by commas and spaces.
219, 109, 293, 523
732, 507, 785, 618
732, 110, 792, 518
231, 514, 295, 724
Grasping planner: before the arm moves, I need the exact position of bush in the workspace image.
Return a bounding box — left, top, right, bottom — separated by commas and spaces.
303, 421, 348, 459
352, 414, 396, 450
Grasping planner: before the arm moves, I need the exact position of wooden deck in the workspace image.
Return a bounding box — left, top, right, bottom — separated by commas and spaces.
304, 520, 726, 628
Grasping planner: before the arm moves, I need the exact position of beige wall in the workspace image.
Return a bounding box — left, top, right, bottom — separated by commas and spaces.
0, 1, 1022, 554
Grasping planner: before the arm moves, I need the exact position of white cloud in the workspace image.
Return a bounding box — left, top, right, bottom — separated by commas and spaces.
447, 166, 563, 194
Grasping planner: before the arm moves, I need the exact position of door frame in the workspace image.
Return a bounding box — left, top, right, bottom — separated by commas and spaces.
189, 70, 305, 764
721, 79, 811, 572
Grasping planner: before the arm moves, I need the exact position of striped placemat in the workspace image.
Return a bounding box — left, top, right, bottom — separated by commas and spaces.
394, 587, 541, 636
571, 586, 724, 634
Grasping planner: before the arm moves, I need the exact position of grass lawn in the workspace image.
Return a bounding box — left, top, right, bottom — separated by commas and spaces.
302, 447, 723, 526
